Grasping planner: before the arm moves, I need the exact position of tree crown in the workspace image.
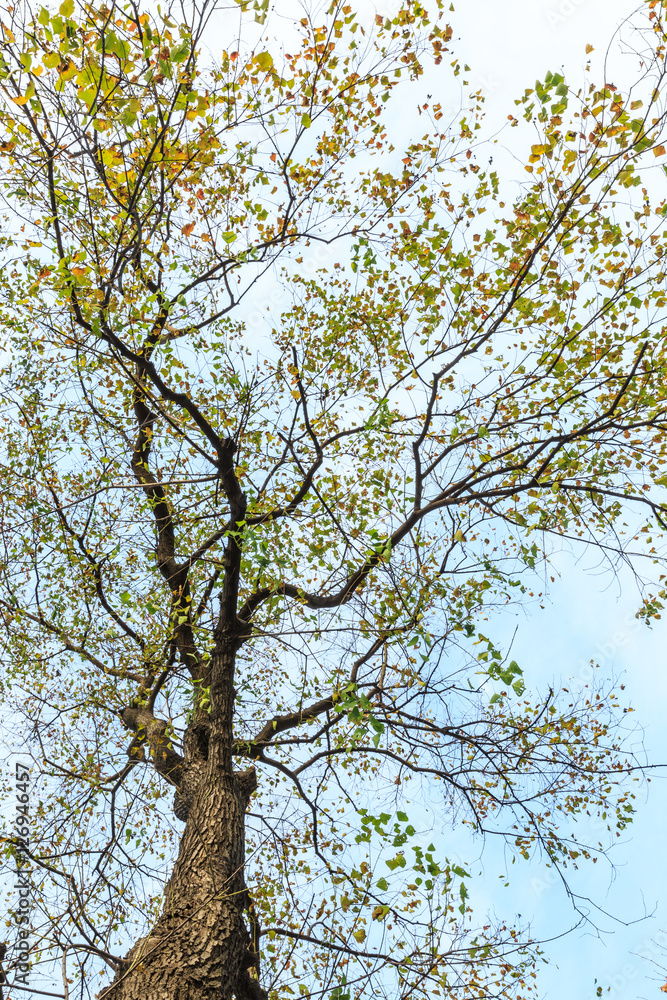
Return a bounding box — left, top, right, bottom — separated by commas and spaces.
0, 1, 666, 997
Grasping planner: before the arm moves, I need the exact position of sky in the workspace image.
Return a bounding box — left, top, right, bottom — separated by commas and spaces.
425, 2, 667, 998
216, 0, 667, 993
1, 1, 666, 997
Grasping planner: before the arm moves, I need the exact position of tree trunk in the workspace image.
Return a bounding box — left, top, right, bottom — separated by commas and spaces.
102, 639, 265, 1000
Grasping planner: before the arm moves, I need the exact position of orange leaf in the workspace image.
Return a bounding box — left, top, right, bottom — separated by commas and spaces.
585, 43, 594, 54
654, 145, 666, 157
181, 222, 195, 236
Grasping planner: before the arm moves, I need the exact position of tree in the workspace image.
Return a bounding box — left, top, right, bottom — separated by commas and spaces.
0, 0, 666, 997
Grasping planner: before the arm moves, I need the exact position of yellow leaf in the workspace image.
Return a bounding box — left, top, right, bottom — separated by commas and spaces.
59, 59, 77, 81
352, 929, 366, 943
255, 51, 274, 72
60, 0, 74, 14
12, 80, 35, 106
654, 145, 666, 157
101, 148, 123, 166
585, 43, 594, 54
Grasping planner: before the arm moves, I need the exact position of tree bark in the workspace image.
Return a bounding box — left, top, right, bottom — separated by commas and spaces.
102, 639, 265, 1000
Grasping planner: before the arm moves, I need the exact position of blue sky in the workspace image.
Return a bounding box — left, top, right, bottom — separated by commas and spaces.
434, 1, 667, 996
1, 2, 664, 996
479, 555, 667, 999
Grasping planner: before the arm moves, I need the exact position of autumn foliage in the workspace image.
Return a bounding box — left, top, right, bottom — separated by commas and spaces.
0, 0, 666, 998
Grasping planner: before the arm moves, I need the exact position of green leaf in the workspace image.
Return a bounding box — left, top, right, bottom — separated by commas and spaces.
255, 51, 274, 72
386, 854, 406, 871
171, 41, 190, 64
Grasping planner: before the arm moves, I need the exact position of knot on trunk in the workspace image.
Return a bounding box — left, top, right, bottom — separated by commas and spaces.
236, 766, 258, 808
121, 706, 183, 785
236, 967, 268, 1000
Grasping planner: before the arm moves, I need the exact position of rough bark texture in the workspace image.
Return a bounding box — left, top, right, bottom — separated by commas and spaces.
102, 640, 265, 1000
173, 722, 210, 823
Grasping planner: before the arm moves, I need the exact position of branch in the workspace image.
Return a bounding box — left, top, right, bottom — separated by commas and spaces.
242, 636, 386, 750
119, 707, 184, 786
0, 601, 143, 685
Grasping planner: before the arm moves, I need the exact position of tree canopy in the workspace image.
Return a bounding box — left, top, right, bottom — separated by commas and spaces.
0, 0, 666, 998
